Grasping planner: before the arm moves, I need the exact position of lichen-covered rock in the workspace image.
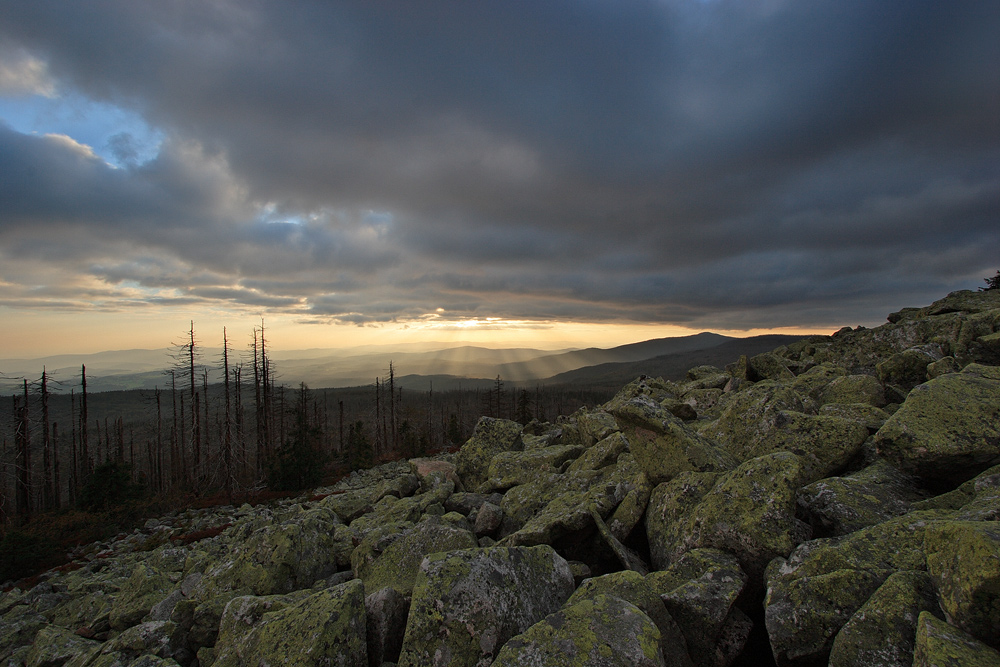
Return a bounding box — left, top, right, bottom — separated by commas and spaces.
493, 595, 667, 667
491, 594, 667, 667
76, 621, 187, 667
912, 611, 1000, 667
925, 520, 1000, 649
409, 457, 462, 490
0, 605, 47, 660
212, 580, 367, 667
398, 545, 574, 667
109, 564, 175, 631
366, 586, 409, 667
876, 347, 939, 388
374, 473, 420, 501
874, 363, 1000, 484
455, 417, 524, 490
566, 432, 630, 472
24, 624, 100, 667
817, 402, 890, 433
646, 549, 749, 667
575, 410, 620, 445
764, 511, 953, 666
765, 567, 887, 666
603, 376, 679, 414
610, 395, 737, 484
697, 382, 804, 462
796, 460, 920, 536
352, 516, 478, 596
499, 469, 605, 534
320, 487, 377, 523
214, 590, 312, 651
820, 373, 886, 407
567, 570, 692, 666
647, 452, 810, 578
606, 470, 653, 542
828, 570, 942, 667
483, 444, 586, 491
201, 508, 343, 596
347, 479, 455, 538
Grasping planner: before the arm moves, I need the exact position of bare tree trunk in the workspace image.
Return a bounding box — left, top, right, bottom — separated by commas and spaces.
15, 380, 31, 522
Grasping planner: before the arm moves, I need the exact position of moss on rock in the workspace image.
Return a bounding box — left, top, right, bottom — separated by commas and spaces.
874, 363, 1000, 485
829, 570, 942, 667
398, 545, 574, 667
912, 611, 1000, 667
491, 594, 668, 667
925, 520, 1000, 649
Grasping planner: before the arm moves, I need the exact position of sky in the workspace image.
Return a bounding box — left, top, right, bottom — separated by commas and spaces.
1, 1, 998, 357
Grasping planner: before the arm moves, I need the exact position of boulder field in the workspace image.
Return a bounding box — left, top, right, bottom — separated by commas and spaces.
3, 289, 1000, 666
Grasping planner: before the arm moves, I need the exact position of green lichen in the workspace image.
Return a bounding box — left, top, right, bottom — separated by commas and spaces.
213, 580, 367, 667
874, 364, 1000, 484
829, 570, 942, 667
925, 521, 1000, 649
491, 594, 666, 667
455, 417, 525, 490
912, 611, 1000, 666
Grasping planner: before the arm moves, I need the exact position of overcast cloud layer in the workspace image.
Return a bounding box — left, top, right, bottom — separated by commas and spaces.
1, 0, 998, 334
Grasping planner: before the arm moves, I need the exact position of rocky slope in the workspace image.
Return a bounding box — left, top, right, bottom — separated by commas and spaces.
3, 289, 1000, 667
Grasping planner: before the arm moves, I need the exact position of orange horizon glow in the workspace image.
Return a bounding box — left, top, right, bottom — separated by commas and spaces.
2, 306, 840, 359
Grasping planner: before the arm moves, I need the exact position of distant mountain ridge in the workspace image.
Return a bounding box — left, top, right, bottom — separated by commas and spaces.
0, 332, 809, 393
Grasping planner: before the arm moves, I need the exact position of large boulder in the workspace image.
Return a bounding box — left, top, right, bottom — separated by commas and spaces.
646, 452, 809, 578
912, 611, 1000, 667
109, 564, 175, 631
610, 395, 737, 484
566, 571, 693, 666
796, 460, 920, 536
874, 363, 1000, 485
828, 570, 942, 667
455, 418, 524, 490
483, 445, 586, 491
351, 517, 478, 596
764, 511, 951, 666
212, 581, 367, 667
24, 625, 100, 667
925, 521, 1000, 649
491, 594, 668, 667
398, 545, 574, 667
646, 549, 749, 667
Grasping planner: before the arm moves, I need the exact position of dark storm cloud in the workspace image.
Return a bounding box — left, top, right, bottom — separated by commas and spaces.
0, 0, 997, 329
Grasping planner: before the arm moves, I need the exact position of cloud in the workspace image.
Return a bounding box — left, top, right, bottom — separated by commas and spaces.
0, 0, 997, 334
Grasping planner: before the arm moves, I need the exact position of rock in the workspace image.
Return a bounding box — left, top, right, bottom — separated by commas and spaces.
483, 445, 586, 491
398, 545, 574, 667
606, 470, 652, 542
444, 491, 503, 516
817, 402, 890, 433
0, 606, 47, 660
498, 469, 604, 535
566, 432, 630, 472
455, 418, 524, 490
109, 564, 175, 630
213, 580, 367, 667
874, 363, 1000, 485
491, 594, 668, 667
829, 570, 942, 667
23, 625, 100, 667
646, 549, 748, 667
320, 487, 377, 523
473, 502, 503, 536
876, 347, 939, 388
925, 521, 1000, 649
796, 460, 920, 536
89, 621, 188, 666
764, 511, 953, 666
409, 457, 462, 490
567, 570, 692, 666
912, 611, 1000, 667
766, 568, 887, 666
351, 517, 478, 596
365, 586, 409, 667
603, 376, 679, 414
575, 410, 620, 445
373, 473, 420, 501
698, 382, 804, 462
820, 374, 886, 407
646, 452, 810, 579
926, 355, 961, 378
746, 352, 796, 382
610, 395, 737, 484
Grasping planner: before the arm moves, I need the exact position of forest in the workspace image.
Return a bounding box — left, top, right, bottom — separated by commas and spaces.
0, 322, 611, 536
